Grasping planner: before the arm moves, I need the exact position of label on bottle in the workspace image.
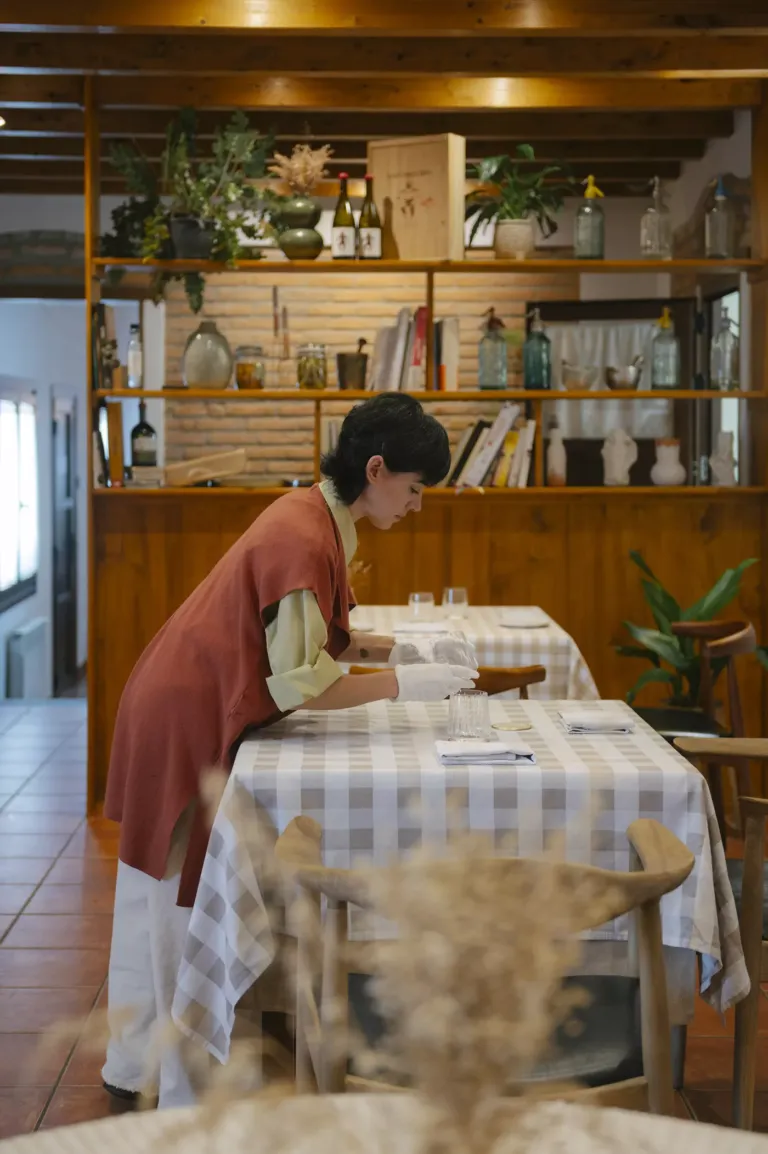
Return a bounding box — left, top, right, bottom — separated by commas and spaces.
359, 227, 382, 259
132, 436, 156, 467
127, 348, 143, 389
331, 227, 356, 259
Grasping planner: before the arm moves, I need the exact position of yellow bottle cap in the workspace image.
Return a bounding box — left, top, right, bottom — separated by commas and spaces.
583, 174, 604, 199
658, 306, 672, 329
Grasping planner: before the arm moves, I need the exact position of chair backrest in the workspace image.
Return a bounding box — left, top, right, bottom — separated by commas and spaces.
277, 815, 693, 1113
349, 664, 547, 699
671, 619, 754, 733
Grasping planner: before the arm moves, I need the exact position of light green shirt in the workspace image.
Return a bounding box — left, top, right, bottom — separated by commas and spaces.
265, 481, 357, 711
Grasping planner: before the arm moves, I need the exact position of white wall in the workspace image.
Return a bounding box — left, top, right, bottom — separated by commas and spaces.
667, 110, 751, 232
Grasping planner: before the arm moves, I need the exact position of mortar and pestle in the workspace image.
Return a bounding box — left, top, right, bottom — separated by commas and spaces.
337, 338, 368, 391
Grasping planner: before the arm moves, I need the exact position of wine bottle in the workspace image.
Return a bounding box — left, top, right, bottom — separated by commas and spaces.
130, 400, 158, 467
358, 174, 382, 260
331, 172, 356, 260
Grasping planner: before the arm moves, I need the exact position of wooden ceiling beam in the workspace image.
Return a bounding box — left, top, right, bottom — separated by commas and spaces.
0, 108, 734, 140
91, 75, 759, 111
0, 75, 82, 107
3, 1, 768, 34
4, 33, 768, 77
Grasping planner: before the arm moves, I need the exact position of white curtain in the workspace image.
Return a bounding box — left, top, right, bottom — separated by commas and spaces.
542, 320, 674, 440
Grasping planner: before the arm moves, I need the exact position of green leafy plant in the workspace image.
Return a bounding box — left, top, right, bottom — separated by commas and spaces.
618, 550, 766, 706
465, 144, 574, 245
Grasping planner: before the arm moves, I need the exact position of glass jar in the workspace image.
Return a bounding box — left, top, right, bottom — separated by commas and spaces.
296, 342, 327, 390
182, 321, 233, 389
234, 344, 266, 390
478, 328, 507, 389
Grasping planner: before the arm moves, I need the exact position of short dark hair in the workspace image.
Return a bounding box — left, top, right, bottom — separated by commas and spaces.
321, 393, 451, 504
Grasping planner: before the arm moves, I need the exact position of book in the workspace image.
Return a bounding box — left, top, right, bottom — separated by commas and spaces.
369, 325, 396, 390
105, 401, 125, 488
92, 428, 108, 488
459, 403, 520, 489
439, 422, 474, 488
491, 428, 520, 487
387, 307, 412, 391
517, 419, 537, 489
506, 426, 528, 488
405, 306, 428, 390
447, 419, 488, 486
439, 316, 461, 391
456, 426, 491, 487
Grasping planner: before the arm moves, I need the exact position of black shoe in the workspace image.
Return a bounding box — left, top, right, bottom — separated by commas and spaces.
102, 1082, 140, 1103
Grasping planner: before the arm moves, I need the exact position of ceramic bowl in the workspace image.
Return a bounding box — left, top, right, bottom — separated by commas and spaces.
561, 362, 599, 390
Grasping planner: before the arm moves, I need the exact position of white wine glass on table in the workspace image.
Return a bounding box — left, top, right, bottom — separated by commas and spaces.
408, 592, 435, 620
442, 587, 469, 619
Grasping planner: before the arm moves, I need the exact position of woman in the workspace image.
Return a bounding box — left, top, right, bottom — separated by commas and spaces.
102, 393, 477, 1106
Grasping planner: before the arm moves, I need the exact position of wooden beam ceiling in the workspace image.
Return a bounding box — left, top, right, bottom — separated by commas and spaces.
4, 33, 768, 77
3, 0, 768, 34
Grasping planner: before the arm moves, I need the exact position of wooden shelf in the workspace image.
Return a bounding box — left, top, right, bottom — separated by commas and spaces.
92, 485, 768, 499
93, 388, 768, 403
92, 257, 765, 275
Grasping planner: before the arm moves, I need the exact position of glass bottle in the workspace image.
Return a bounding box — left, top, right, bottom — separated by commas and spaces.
130, 400, 157, 467
651, 306, 680, 389
478, 308, 507, 390
234, 344, 266, 390
710, 308, 740, 391
296, 343, 328, 389
705, 178, 734, 259
640, 176, 672, 260
127, 323, 143, 390
573, 174, 605, 260
331, 172, 356, 260
523, 307, 552, 390
358, 174, 382, 260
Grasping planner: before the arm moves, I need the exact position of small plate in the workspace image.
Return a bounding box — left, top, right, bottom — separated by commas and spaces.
499, 608, 550, 629
493, 722, 534, 732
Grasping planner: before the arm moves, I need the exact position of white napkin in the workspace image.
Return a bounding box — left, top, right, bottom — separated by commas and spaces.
435, 738, 536, 765
558, 709, 635, 735
393, 621, 450, 635
499, 607, 550, 629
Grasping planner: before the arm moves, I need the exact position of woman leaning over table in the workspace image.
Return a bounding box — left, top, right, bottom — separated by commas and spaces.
101, 393, 478, 1109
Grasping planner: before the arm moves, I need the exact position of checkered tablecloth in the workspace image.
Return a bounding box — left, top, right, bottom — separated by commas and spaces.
172, 699, 747, 1063
349, 605, 598, 700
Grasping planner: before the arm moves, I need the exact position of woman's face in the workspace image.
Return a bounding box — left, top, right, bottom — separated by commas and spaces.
358, 457, 424, 529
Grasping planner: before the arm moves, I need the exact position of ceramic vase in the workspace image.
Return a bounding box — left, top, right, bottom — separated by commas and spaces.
278, 196, 324, 261
709, 431, 736, 487
547, 427, 567, 487
170, 215, 215, 260
601, 428, 637, 487
183, 321, 233, 389
494, 218, 535, 260
651, 438, 687, 486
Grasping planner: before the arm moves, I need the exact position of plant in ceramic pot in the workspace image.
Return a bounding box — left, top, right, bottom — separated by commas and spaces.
466, 145, 573, 260
267, 143, 334, 260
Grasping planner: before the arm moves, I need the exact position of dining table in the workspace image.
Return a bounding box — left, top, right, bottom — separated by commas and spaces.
347, 605, 599, 700
2, 1094, 767, 1154
171, 698, 747, 1066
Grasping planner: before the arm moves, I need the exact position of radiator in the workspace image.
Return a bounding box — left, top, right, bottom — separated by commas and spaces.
6, 616, 49, 699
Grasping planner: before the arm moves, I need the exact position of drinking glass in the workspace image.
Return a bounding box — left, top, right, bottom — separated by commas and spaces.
408, 592, 435, 619
442, 587, 469, 618
448, 689, 491, 741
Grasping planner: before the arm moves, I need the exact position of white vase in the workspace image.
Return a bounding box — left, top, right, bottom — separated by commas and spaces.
651, 439, 687, 486
547, 427, 567, 486
601, 428, 637, 487
494, 218, 535, 260
183, 321, 233, 389
709, 431, 736, 486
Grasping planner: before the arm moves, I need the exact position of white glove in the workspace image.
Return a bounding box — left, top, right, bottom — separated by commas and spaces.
432, 636, 478, 670
393, 663, 479, 703
388, 641, 428, 667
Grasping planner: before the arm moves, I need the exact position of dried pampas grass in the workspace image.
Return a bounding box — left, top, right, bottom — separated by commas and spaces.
268, 144, 334, 194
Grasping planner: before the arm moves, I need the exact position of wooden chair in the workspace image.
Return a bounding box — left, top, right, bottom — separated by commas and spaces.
276, 815, 694, 1116
674, 738, 768, 1130
349, 664, 547, 698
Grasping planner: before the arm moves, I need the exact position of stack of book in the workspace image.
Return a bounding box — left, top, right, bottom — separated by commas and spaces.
441, 404, 537, 489
368, 308, 461, 392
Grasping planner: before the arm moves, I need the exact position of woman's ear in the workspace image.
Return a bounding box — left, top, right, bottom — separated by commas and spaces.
365, 455, 385, 484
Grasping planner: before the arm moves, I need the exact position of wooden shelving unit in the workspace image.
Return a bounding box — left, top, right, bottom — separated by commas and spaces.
93, 257, 766, 275
93, 387, 768, 403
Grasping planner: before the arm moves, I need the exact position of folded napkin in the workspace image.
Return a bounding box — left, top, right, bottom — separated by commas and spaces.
558, 709, 635, 735
499, 607, 550, 629
435, 738, 536, 766
393, 620, 450, 635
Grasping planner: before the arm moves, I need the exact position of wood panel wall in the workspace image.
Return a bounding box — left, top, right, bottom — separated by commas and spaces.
90, 488, 767, 807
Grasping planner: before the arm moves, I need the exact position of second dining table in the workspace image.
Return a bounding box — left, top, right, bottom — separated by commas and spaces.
171, 698, 747, 1066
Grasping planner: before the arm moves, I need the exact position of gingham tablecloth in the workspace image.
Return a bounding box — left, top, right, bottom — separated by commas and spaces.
172, 699, 747, 1063
349, 606, 599, 700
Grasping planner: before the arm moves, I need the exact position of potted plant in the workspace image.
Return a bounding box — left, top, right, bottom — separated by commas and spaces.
267, 143, 334, 261
466, 144, 573, 260
617, 550, 766, 705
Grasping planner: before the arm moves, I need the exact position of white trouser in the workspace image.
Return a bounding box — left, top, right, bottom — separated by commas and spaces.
102, 810, 210, 1109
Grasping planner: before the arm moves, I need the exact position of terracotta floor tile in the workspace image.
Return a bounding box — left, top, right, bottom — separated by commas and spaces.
0, 885, 36, 915
3, 796, 87, 816
61, 1035, 108, 1087
690, 991, 768, 1037
26, 885, 115, 916
0, 987, 100, 1031
3, 915, 113, 950
673, 1090, 693, 1120
40, 1086, 135, 1128
46, 858, 117, 887
0, 859, 55, 886
0, 949, 108, 988
685, 1036, 768, 1090
686, 1089, 768, 1131
0, 1089, 49, 1138
0, 1032, 74, 1087
62, 829, 119, 859
0, 833, 71, 858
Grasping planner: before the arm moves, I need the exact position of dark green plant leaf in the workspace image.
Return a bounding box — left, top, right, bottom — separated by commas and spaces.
516, 143, 535, 162
641, 579, 679, 634
757, 645, 768, 670
625, 667, 677, 706
622, 622, 689, 670
681, 558, 758, 622
615, 644, 660, 666
629, 550, 659, 582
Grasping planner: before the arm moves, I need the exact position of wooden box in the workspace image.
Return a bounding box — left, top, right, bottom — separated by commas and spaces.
366, 134, 466, 261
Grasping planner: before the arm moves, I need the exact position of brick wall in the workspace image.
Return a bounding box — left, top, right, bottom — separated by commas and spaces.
164, 259, 577, 486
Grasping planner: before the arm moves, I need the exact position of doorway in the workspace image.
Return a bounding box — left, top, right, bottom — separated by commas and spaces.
52, 396, 78, 695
